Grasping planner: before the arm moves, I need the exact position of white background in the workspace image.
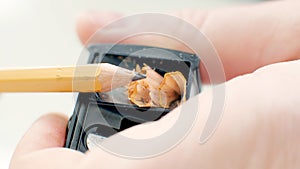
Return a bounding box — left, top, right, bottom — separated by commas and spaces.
0, 0, 260, 168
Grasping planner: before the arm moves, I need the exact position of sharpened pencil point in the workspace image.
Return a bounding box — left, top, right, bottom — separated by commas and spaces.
132, 73, 146, 81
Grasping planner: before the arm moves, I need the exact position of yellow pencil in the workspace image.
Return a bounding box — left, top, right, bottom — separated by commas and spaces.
0, 63, 145, 92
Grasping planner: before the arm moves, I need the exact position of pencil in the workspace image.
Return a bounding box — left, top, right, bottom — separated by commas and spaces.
0, 63, 145, 92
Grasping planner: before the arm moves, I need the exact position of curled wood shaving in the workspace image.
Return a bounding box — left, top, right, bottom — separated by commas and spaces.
128, 65, 186, 108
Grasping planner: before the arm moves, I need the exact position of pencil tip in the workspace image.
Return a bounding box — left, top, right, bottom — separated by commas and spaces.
132, 73, 146, 81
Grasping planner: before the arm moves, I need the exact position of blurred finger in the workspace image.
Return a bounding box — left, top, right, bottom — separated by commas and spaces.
76, 1, 300, 82
12, 113, 68, 157
10, 148, 84, 169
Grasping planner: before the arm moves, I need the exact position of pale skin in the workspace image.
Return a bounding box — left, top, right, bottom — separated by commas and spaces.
9, 1, 300, 168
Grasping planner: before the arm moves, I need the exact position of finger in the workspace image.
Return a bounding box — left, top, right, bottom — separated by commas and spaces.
12, 113, 68, 157
83, 85, 216, 168
76, 1, 300, 83
76, 10, 207, 51
77, 11, 123, 45
84, 60, 300, 169
201, 0, 300, 81
10, 148, 84, 169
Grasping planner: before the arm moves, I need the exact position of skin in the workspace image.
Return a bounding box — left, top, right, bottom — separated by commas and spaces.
9, 1, 300, 168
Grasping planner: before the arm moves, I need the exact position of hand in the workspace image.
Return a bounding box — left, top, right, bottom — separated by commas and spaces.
10, 1, 300, 168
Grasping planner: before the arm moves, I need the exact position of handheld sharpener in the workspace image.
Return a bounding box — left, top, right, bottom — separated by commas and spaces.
65, 44, 201, 152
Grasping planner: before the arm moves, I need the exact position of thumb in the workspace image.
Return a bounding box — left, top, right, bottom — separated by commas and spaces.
12, 113, 68, 157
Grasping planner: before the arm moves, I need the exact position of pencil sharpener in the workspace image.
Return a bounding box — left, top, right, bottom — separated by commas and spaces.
65, 44, 201, 152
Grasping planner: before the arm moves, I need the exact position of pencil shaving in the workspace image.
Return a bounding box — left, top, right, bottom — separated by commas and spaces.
128, 65, 186, 108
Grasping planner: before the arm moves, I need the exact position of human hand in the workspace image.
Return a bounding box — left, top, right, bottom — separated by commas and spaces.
10, 1, 300, 168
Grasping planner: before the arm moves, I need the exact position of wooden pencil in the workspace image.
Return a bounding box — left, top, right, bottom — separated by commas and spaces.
0, 63, 145, 92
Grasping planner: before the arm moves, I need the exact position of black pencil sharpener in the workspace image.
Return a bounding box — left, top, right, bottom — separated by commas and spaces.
65, 44, 201, 152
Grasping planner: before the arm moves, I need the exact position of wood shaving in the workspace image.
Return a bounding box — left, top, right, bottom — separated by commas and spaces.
128, 65, 186, 108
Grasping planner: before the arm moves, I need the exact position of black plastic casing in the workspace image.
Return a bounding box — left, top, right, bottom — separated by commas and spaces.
65, 44, 201, 152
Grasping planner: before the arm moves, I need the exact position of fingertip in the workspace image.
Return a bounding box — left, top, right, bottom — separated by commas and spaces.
29, 113, 69, 146
13, 113, 69, 156
76, 11, 123, 45
34, 113, 68, 137
76, 12, 95, 44
37, 112, 68, 123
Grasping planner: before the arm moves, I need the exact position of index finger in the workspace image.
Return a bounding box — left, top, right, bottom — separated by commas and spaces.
76, 1, 300, 83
